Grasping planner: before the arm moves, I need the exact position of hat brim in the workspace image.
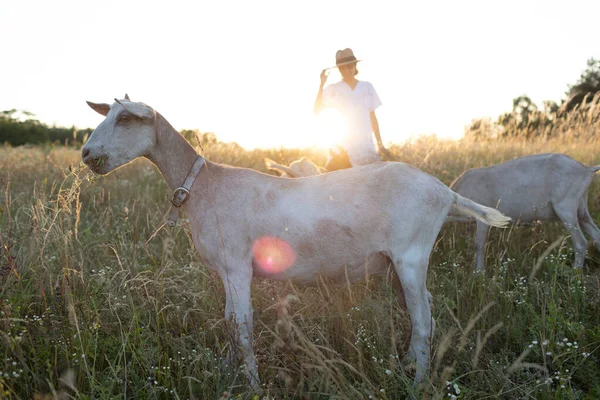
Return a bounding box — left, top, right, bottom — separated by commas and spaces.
326, 59, 361, 70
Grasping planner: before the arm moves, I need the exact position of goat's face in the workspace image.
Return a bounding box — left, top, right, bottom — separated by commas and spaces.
82, 96, 156, 175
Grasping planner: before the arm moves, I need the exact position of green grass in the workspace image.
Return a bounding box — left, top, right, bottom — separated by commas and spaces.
1, 138, 600, 399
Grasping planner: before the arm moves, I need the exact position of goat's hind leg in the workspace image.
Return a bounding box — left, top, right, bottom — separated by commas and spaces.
579, 200, 600, 253
392, 249, 434, 384
554, 202, 588, 269
392, 272, 433, 310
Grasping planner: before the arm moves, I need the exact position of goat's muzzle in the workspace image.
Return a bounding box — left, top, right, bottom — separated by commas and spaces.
82, 150, 109, 174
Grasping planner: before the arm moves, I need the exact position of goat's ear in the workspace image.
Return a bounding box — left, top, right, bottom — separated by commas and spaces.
87, 101, 110, 116
124, 93, 130, 100
115, 99, 154, 121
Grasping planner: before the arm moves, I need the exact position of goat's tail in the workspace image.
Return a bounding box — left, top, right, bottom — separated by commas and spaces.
589, 165, 600, 173
264, 158, 300, 178
451, 193, 511, 228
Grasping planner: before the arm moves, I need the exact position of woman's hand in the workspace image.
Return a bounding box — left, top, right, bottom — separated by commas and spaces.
378, 144, 393, 161
320, 69, 329, 87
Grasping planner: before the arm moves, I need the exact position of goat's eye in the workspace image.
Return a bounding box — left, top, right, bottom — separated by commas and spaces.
119, 115, 130, 123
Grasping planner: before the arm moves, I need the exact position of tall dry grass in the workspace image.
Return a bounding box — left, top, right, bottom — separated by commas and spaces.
1, 103, 600, 399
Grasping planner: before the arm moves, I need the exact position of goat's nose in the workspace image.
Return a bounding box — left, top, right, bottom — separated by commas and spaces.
82, 147, 90, 159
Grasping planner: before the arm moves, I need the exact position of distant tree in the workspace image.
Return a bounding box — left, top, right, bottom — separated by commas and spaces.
179, 129, 218, 149
543, 100, 559, 114
562, 58, 600, 113
493, 95, 557, 140
512, 95, 538, 128
463, 117, 495, 141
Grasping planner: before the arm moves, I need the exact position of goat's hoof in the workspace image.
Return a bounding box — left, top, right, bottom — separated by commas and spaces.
400, 357, 417, 374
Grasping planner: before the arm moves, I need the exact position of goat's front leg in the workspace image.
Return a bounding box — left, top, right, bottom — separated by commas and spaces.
219, 267, 259, 388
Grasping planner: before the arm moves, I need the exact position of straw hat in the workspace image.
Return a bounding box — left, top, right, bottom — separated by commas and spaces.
330, 48, 361, 69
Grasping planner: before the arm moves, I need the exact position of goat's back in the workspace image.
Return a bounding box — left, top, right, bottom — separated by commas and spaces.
450, 153, 596, 222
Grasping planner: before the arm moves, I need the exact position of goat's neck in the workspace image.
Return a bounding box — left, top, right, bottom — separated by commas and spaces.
146, 112, 200, 192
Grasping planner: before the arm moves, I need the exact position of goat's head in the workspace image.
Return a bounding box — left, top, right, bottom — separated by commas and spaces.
82, 94, 156, 174
325, 146, 352, 171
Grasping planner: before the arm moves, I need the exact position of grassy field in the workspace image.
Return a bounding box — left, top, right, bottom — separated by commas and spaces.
1, 128, 600, 399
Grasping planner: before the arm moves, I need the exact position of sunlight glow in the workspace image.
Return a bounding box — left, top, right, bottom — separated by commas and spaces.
1, 1, 598, 149
314, 109, 348, 149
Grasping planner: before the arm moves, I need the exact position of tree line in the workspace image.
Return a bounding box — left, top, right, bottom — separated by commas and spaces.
465, 58, 600, 141
0, 109, 92, 147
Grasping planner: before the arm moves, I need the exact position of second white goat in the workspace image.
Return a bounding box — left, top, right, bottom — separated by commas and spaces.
450, 153, 600, 271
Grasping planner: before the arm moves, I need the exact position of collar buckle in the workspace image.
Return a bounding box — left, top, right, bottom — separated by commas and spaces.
171, 187, 190, 208
167, 155, 205, 227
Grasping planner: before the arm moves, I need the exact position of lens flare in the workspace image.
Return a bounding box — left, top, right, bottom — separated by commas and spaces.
252, 236, 296, 274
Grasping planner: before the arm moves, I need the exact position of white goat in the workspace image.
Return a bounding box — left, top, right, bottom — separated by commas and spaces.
81, 96, 511, 387
264, 157, 327, 178
450, 153, 600, 271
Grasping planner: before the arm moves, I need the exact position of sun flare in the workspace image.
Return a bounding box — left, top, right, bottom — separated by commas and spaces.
313, 109, 347, 149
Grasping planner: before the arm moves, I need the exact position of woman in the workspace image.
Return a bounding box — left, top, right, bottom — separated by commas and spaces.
314, 48, 392, 169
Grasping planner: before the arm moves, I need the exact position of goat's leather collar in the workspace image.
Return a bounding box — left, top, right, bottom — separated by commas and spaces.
168, 155, 205, 227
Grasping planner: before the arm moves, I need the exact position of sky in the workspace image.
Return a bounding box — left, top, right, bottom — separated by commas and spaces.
1, 0, 598, 150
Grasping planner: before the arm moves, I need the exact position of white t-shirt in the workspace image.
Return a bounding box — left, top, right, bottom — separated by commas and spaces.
322, 80, 382, 165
